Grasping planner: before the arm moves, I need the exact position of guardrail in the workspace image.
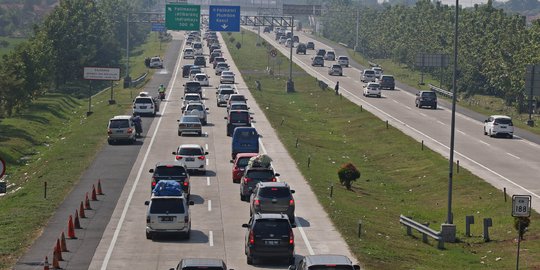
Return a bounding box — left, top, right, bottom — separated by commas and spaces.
131, 72, 148, 88
428, 84, 454, 99
368, 61, 380, 68
338, 42, 349, 48
399, 215, 444, 249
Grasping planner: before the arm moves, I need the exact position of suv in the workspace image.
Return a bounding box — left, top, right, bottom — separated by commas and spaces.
133, 94, 159, 116
328, 64, 343, 76
225, 110, 253, 137
184, 102, 209, 125
216, 85, 237, 106
227, 94, 247, 109
213, 57, 226, 69
172, 144, 208, 174
182, 64, 194, 78
338, 56, 349, 67
171, 258, 230, 270
379, 75, 395, 90
372, 66, 383, 79
194, 56, 206, 67
231, 153, 259, 183
183, 81, 203, 98
183, 48, 194, 59
240, 166, 279, 201
415, 91, 437, 109
215, 62, 230, 75
361, 69, 376, 83
107, 115, 136, 144
192, 42, 203, 55
484, 115, 514, 138
363, 82, 381, 98
296, 43, 306, 54
324, 51, 336, 61
311, 56, 324, 67
242, 213, 295, 265
306, 41, 315, 50
316, 49, 326, 57
149, 162, 190, 196
144, 182, 194, 240
181, 93, 202, 111
250, 182, 296, 224
289, 254, 361, 270
149, 56, 163, 68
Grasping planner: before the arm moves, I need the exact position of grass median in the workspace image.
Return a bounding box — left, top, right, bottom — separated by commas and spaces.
0, 34, 168, 269
225, 30, 540, 269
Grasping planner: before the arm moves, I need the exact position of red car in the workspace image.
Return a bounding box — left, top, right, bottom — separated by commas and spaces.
231, 153, 258, 183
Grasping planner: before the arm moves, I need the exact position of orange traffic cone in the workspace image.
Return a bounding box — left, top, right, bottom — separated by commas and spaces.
67, 215, 77, 239
43, 256, 50, 270
84, 193, 92, 210
74, 210, 82, 229
54, 239, 64, 261
79, 201, 86, 218
91, 185, 98, 201
97, 179, 104, 195
52, 250, 61, 269
60, 232, 68, 252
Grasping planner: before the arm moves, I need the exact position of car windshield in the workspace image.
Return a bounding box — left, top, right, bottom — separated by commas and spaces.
253, 219, 290, 236
135, 98, 152, 104
229, 112, 249, 122
222, 71, 234, 76
179, 147, 203, 155
220, 89, 235, 95
495, 118, 512, 125
308, 266, 354, 270
231, 104, 248, 110
149, 198, 185, 214
154, 166, 187, 177
259, 187, 290, 198
246, 170, 274, 179
369, 84, 380, 88
237, 157, 253, 167
109, 119, 129, 128
339, 57, 348, 60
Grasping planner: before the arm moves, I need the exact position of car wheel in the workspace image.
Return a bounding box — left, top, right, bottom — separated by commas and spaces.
509, 135, 514, 139
484, 128, 487, 135
178, 131, 182, 136
415, 102, 419, 108
377, 94, 381, 98
202, 120, 207, 125
146, 231, 153, 240
432, 105, 437, 109
198, 131, 202, 136
247, 255, 253, 265
184, 231, 190, 240
107, 139, 113, 145
289, 256, 296, 265
489, 130, 493, 137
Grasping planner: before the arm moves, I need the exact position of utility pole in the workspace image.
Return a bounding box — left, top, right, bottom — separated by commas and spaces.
355, 8, 359, 54
125, 12, 131, 88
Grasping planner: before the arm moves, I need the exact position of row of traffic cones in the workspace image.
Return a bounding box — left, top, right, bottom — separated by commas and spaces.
44, 179, 104, 269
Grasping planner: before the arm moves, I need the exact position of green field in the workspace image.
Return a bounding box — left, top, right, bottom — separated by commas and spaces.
0, 37, 26, 56
0, 34, 168, 270
225, 31, 540, 269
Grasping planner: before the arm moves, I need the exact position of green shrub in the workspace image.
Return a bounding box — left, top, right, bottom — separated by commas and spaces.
514, 216, 531, 240
337, 162, 360, 190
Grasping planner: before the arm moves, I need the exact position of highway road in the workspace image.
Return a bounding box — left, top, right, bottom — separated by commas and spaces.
85, 31, 355, 270
255, 28, 540, 211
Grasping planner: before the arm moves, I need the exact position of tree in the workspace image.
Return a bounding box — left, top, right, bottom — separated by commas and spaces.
337, 162, 361, 190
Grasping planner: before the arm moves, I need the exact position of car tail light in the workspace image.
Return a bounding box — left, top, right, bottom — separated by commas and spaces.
244, 177, 252, 184
249, 230, 254, 244
127, 128, 133, 134
272, 177, 277, 182
289, 231, 294, 245
289, 199, 295, 206
254, 199, 260, 206
184, 215, 189, 223
146, 216, 150, 223
176, 156, 183, 160
107, 129, 112, 135
183, 181, 189, 186
198, 156, 205, 160
151, 178, 157, 187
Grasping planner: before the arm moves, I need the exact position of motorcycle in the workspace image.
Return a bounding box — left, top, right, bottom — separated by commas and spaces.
134, 120, 143, 137
158, 91, 165, 101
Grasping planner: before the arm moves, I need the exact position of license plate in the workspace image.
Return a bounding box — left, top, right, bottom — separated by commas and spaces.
265, 240, 280, 245
160, 216, 174, 222
186, 157, 195, 161
116, 130, 123, 133
140, 106, 147, 109
501, 126, 507, 129
241, 143, 250, 146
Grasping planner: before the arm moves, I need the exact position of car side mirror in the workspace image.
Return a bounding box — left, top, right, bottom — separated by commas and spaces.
224, 117, 227, 119
275, 173, 280, 177
230, 159, 234, 163
149, 169, 154, 173
177, 120, 180, 122
291, 190, 295, 194
250, 117, 254, 120
204, 152, 209, 155
484, 120, 488, 123
144, 201, 149, 206
189, 201, 195, 205
182, 84, 185, 86
242, 224, 249, 228
172, 151, 177, 155
206, 108, 209, 110
291, 224, 297, 228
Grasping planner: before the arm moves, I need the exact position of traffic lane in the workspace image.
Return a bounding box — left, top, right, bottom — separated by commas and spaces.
258, 29, 540, 209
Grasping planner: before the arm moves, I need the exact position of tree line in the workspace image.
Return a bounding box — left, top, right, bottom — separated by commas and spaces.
322, 0, 540, 110
0, 0, 156, 117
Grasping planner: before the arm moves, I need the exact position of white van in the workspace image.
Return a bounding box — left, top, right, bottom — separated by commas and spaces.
133, 94, 159, 116
484, 115, 514, 138
193, 42, 203, 55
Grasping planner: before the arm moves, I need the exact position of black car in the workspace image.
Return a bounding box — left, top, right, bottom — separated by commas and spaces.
224, 110, 252, 136
296, 43, 306, 54
243, 213, 295, 265
379, 75, 395, 90
194, 56, 206, 67
306, 41, 315, 50
149, 162, 190, 197
415, 91, 437, 109
316, 49, 326, 57
182, 64, 194, 78
209, 51, 220, 64
275, 32, 284, 41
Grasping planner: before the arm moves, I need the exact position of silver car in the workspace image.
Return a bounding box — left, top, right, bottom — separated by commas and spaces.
250, 182, 295, 224
216, 84, 237, 107
177, 115, 202, 136
181, 94, 202, 112
107, 115, 136, 144
184, 102, 209, 125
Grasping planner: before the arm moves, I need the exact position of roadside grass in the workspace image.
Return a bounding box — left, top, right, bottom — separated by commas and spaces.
225, 31, 540, 269
0, 34, 168, 270
0, 36, 27, 56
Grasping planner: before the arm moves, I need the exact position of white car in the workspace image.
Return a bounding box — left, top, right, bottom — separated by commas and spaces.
181, 94, 202, 112
363, 82, 381, 98
183, 48, 195, 59
193, 73, 210, 86
372, 66, 383, 79
184, 102, 209, 125
144, 191, 193, 240
133, 94, 159, 116
216, 84, 237, 106
279, 36, 287, 44
484, 115, 514, 138
172, 144, 208, 174
149, 56, 163, 69
220, 71, 235, 84
192, 42, 203, 55
361, 69, 376, 82
338, 56, 349, 67
215, 62, 230, 75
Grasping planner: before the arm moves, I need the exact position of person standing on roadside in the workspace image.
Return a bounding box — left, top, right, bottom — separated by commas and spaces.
335, 81, 340, 95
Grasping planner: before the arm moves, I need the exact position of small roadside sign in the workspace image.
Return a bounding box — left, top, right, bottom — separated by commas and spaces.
0, 157, 5, 179
165, 4, 200, 31
151, 23, 166, 32
209, 5, 241, 32
84, 67, 121, 81
512, 195, 532, 217
270, 49, 277, 58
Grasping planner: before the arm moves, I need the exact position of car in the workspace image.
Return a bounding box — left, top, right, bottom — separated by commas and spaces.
172, 144, 208, 174
415, 91, 438, 109
296, 43, 306, 54
192, 42, 203, 55
311, 56, 324, 67
220, 71, 235, 84
186, 40, 193, 47
306, 41, 315, 50
209, 51, 221, 64
177, 114, 202, 136
194, 56, 206, 67
181, 93, 202, 111
316, 49, 326, 57
184, 102, 209, 125
212, 49, 223, 56
216, 84, 237, 106
107, 115, 137, 144
324, 51, 336, 61
170, 258, 230, 270
250, 182, 295, 224
193, 73, 210, 86
242, 213, 295, 265
133, 94, 159, 116
292, 35, 299, 44
144, 182, 194, 240
275, 32, 284, 41
232, 127, 259, 159
372, 66, 383, 79
379, 75, 395, 90
182, 64, 194, 78
278, 36, 287, 44
225, 110, 252, 136
363, 82, 381, 98
189, 68, 202, 81
231, 153, 259, 183
149, 56, 163, 68
288, 254, 361, 270
227, 94, 247, 109
263, 26, 271, 33
183, 81, 203, 98
361, 69, 376, 83
285, 38, 293, 48
338, 56, 349, 67
210, 43, 221, 54
215, 62, 230, 75
227, 102, 249, 114
240, 164, 279, 201
213, 57, 226, 69
183, 48, 194, 59
484, 115, 514, 138
328, 64, 343, 76
149, 162, 190, 196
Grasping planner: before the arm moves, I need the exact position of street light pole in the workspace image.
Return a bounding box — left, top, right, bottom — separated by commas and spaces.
355, 8, 359, 54
125, 12, 131, 87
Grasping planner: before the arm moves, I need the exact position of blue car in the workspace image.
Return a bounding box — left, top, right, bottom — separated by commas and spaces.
231, 127, 259, 159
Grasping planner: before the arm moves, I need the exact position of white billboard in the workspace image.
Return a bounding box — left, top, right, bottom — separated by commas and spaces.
83, 67, 121, 81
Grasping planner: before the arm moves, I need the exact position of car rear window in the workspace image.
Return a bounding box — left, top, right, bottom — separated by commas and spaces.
135, 98, 153, 104
149, 198, 185, 214
230, 96, 246, 102
421, 92, 436, 98
182, 267, 224, 270
186, 82, 201, 90
237, 157, 252, 167
179, 147, 203, 155
308, 266, 354, 270
495, 118, 513, 125
382, 76, 394, 81
193, 43, 202, 49
185, 95, 199, 101
181, 116, 200, 123
369, 84, 381, 88
229, 112, 250, 122
246, 170, 274, 179
254, 219, 290, 235
154, 166, 187, 177
339, 56, 348, 60
364, 70, 375, 75
220, 89, 235, 95
109, 119, 129, 128
259, 187, 290, 198
231, 104, 248, 110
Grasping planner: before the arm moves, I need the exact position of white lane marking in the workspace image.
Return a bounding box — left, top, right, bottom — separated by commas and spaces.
259, 29, 540, 201
208, 200, 212, 211
419, 113, 427, 117
207, 177, 210, 186
457, 130, 466, 135
404, 105, 412, 110
507, 153, 521, 159
206, 158, 209, 166
205, 144, 208, 150
101, 39, 186, 270
209, 230, 214, 246
437, 120, 446, 126
479, 140, 490, 146
392, 100, 399, 104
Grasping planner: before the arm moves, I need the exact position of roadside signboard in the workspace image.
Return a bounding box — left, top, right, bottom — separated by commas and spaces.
270, 49, 277, 58
83, 67, 121, 81
415, 53, 450, 68
0, 157, 5, 179
165, 4, 200, 31
151, 22, 166, 32
209, 5, 241, 32
512, 195, 532, 217
283, 4, 322, 16
525, 64, 540, 97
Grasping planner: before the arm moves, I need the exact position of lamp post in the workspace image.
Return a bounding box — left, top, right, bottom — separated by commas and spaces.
124, 12, 131, 88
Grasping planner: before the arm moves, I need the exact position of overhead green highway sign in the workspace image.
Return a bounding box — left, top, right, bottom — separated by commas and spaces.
165, 4, 200, 31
